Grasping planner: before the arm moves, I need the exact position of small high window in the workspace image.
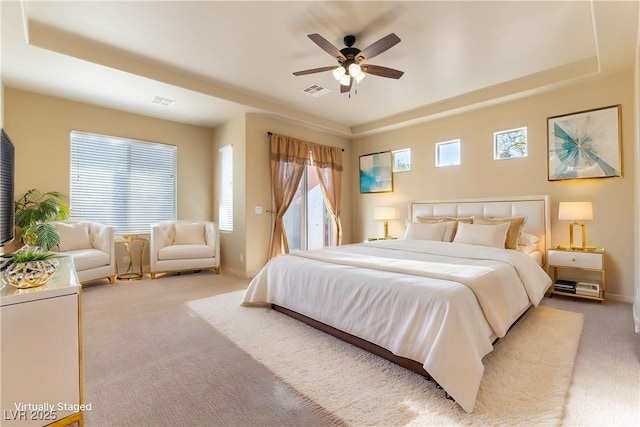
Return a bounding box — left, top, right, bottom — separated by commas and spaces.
435, 139, 461, 167
494, 127, 528, 159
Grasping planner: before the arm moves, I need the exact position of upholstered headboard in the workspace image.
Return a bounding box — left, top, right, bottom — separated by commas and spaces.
410, 195, 550, 263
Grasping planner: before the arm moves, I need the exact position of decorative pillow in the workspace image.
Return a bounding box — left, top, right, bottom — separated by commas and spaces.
472, 216, 527, 250
55, 222, 92, 252
416, 216, 472, 241
403, 221, 447, 241
453, 222, 510, 249
519, 232, 540, 246
174, 222, 206, 245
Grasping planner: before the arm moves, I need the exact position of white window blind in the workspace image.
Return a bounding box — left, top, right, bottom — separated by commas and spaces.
70, 130, 177, 234
218, 144, 233, 232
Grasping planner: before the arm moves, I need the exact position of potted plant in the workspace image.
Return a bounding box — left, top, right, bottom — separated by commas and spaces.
1, 247, 60, 288
14, 188, 69, 251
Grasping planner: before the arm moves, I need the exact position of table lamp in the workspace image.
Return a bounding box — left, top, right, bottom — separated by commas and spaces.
558, 201, 594, 250
373, 207, 399, 238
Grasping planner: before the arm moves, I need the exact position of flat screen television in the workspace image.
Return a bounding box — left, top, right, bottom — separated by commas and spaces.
0, 128, 15, 246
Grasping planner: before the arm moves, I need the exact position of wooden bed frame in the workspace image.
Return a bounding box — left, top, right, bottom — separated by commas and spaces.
273, 195, 551, 399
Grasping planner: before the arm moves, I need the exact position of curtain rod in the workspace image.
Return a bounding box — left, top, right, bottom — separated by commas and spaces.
266, 131, 344, 151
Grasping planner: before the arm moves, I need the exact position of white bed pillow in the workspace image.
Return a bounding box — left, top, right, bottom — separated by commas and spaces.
453, 222, 510, 249
55, 222, 92, 252
415, 217, 458, 241
174, 222, 206, 245
519, 232, 540, 246
403, 221, 447, 241
517, 243, 539, 254
472, 216, 526, 250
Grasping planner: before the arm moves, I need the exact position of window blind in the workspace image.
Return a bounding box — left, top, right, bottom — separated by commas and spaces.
218, 144, 233, 232
70, 130, 177, 234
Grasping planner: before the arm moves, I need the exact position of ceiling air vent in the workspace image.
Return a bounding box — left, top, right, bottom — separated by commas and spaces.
302, 84, 330, 97
150, 95, 175, 107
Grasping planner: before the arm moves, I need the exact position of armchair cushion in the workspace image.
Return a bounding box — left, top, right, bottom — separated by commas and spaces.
159, 244, 214, 260
54, 222, 92, 252
67, 249, 111, 271
174, 222, 206, 245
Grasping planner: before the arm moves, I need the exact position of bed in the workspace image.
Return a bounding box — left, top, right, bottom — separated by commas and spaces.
242, 195, 552, 413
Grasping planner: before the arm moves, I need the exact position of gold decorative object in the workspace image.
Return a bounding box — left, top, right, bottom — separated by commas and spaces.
122, 234, 138, 241
2, 257, 59, 288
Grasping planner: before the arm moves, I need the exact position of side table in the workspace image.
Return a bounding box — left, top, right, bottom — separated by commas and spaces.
116, 236, 146, 280
547, 246, 605, 303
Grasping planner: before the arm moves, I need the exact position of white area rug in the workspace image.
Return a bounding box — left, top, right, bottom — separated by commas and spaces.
187, 290, 584, 426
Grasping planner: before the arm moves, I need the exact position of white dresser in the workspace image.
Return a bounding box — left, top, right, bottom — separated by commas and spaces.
1, 256, 84, 426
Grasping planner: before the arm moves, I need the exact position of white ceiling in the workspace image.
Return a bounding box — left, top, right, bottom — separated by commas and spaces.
1, 1, 638, 137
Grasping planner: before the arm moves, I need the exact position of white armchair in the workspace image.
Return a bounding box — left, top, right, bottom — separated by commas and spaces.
149, 220, 220, 279
51, 220, 116, 284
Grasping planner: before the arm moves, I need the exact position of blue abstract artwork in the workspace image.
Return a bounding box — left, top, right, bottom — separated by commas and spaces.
360, 151, 393, 193
548, 105, 621, 180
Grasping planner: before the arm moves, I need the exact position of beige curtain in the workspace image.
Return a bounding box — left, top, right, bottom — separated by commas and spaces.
268, 134, 310, 259
310, 143, 343, 245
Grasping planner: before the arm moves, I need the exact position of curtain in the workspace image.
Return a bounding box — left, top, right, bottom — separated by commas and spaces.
268, 134, 309, 259
310, 143, 343, 246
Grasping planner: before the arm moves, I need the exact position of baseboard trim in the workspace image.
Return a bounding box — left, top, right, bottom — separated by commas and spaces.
606, 293, 634, 304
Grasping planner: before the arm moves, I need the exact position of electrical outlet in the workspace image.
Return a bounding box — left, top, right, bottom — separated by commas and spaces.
240, 253, 244, 263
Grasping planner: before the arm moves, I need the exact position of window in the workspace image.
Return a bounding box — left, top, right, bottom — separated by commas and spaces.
70, 130, 176, 234
392, 148, 411, 172
494, 127, 528, 159
435, 139, 461, 167
283, 164, 333, 251
218, 144, 233, 232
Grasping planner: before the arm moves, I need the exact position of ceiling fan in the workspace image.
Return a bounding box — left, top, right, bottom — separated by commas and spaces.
293, 33, 404, 94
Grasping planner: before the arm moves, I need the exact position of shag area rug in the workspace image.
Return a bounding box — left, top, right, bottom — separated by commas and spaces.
187, 290, 584, 426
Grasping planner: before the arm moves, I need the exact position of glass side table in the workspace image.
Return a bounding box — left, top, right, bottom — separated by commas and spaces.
116, 235, 146, 280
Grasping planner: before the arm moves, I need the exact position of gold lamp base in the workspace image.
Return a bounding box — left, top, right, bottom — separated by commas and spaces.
564, 221, 596, 251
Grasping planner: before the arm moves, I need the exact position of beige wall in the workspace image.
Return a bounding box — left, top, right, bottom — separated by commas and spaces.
352, 72, 636, 300
212, 114, 247, 277
4, 88, 214, 221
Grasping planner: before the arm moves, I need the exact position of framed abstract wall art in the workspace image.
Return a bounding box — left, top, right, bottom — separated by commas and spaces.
547, 105, 622, 181
359, 151, 393, 193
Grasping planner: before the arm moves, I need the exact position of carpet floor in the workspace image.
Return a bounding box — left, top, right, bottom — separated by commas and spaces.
81, 274, 343, 427
188, 290, 584, 426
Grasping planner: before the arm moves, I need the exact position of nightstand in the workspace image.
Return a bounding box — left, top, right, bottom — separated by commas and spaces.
547, 246, 605, 303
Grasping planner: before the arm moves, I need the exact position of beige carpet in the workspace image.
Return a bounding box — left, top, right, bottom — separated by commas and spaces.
188, 290, 584, 426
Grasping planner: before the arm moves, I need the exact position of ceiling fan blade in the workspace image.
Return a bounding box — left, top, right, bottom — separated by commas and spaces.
340, 77, 352, 93
293, 66, 337, 76
361, 64, 404, 79
359, 33, 401, 61
308, 34, 346, 61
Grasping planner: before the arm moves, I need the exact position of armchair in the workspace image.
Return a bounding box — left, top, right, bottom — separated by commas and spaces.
149, 220, 220, 279
51, 220, 116, 284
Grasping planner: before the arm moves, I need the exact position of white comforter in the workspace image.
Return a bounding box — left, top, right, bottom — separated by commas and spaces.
242, 240, 552, 413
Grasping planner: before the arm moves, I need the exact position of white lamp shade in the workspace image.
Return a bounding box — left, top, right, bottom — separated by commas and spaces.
332, 66, 346, 80
339, 75, 351, 86
373, 207, 400, 221
558, 201, 593, 221
348, 63, 362, 78
354, 72, 366, 83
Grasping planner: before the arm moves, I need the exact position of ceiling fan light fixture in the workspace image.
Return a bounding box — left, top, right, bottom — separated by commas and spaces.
348, 63, 362, 78
332, 66, 346, 81
354, 73, 366, 83
339, 75, 351, 86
